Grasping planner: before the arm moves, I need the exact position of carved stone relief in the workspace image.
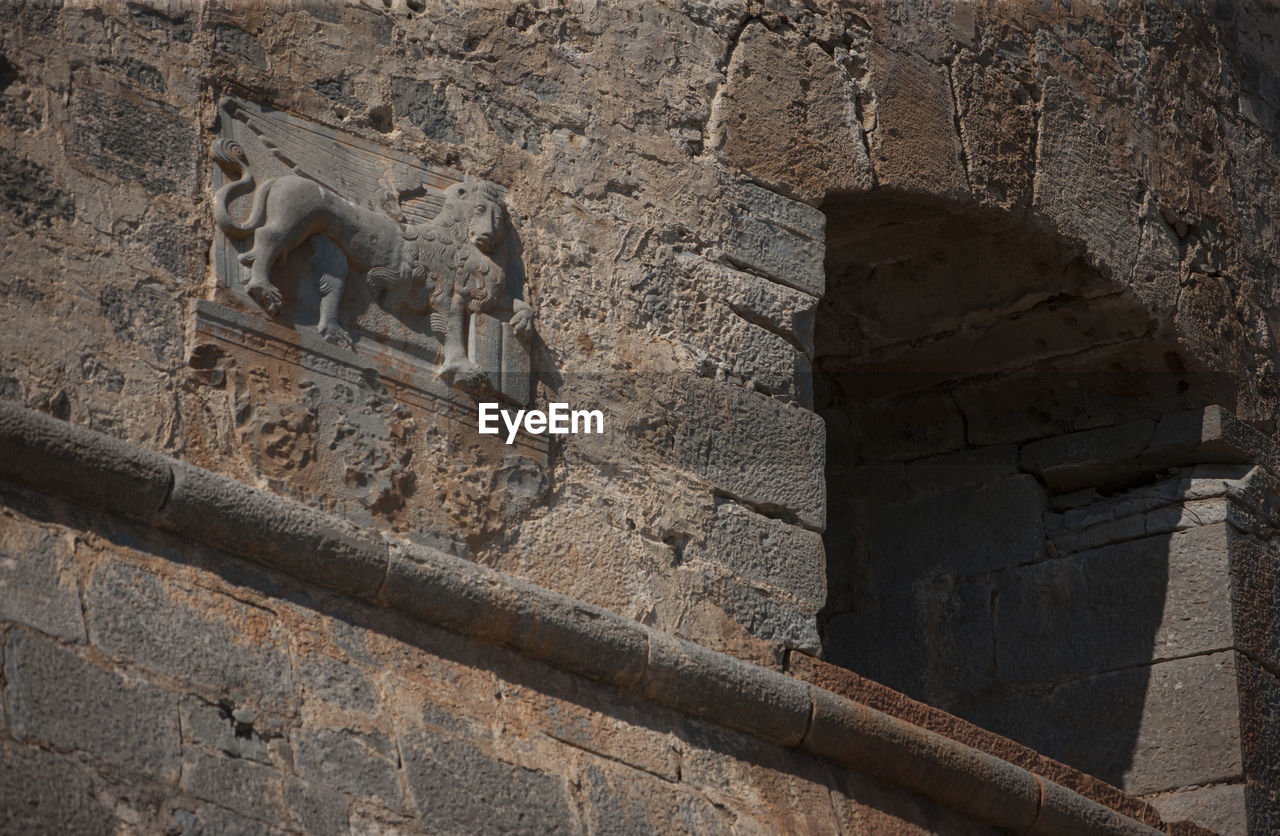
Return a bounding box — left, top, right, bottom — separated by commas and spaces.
207, 96, 532, 403
186, 97, 547, 547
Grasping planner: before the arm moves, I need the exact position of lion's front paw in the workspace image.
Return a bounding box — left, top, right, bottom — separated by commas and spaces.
510, 304, 534, 338
318, 321, 353, 348
247, 282, 284, 317
441, 360, 489, 391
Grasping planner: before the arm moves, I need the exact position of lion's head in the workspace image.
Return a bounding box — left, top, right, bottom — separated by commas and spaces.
440, 181, 506, 255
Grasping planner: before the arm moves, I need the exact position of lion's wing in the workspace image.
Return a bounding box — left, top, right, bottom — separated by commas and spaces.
223, 98, 448, 224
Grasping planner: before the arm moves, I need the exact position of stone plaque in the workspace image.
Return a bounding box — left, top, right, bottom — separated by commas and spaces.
207, 96, 533, 404
185, 97, 546, 547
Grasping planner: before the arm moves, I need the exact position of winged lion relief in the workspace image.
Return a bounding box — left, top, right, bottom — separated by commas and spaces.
207, 97, 532, 402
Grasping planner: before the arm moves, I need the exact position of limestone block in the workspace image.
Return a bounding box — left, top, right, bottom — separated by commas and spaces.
1032, 77, 1142, 279
4, 630, 181, 780
1229, 531, 1280, 670
690, 500, 825, 610
1020, 419, 1157, 493
502, 676, 681, 782
904, 444, 1020, 493
296, 653, 380, 715
294, 727, 402, 808
1129, 203, 1184, 317
680, 257, 817, 353
952, 56, 1036, 213
716, 181, 826, 297
179, 696, 271, 764
182, 750, 282, 825
867, 475, 1045, 591
1148, 784, 1248, 836
170, 804, 267, 836
579, 761, 735, 834
669, 376, 826, 529
824, 583, 994, 706
284, 776, 351, 836
865, 44, 969, 201
0, 521, 85, 642
0, 743, 115, 835
1141, 404, 1278, 472
995, 525, 1233, 685
85, 560, 295, 710
710, 22, 873, 203
1238, 652, 1280, 804
705, 576, 821, 654
400, 728, 576, 834
962, 652, 1241, 795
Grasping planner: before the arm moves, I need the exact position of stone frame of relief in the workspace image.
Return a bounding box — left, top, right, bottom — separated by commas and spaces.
185, 97, 547, 544
199, 95, 533, 407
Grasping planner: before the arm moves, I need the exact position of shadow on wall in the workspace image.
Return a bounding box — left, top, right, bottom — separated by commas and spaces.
815, 193, 1237, 791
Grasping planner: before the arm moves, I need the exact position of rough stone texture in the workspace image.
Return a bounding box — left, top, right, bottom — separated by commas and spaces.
710, 23, 873, 203
294, 727, 402, 809
5, 629, 181, 780
0, 741, 115, 835
1237, 653, 1280, 825
962, 652, 1242, 796
182, 750, 282, 825
866, 475, 1045, 591
1032, 77, 1143, 280
3, 0, 1279, 832
0, 512, 85, 641
1149, 784, 1248, 836
687, 499, 825, 610
864, 43, 968, 200
85, 560, 295, 711
669, 375, 826, 530
400, 729, 576, 834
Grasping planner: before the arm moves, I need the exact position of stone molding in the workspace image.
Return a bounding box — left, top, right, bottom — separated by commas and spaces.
0, 400, 1163, 835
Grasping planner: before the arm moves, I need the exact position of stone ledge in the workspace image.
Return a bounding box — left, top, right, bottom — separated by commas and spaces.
0, 400, 1165, 835
1021, 405, 1280, 494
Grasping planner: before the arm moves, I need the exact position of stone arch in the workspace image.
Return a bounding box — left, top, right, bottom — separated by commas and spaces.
710, 12, 1261, 805
814, 190, 1239, 791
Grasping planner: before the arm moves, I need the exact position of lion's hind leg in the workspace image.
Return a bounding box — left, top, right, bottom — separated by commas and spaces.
311, 237, 353, 347
242, 223, 289, 316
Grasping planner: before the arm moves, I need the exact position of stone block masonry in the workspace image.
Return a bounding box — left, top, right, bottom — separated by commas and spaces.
5, 1, 1280, 833
0, 400, 1169, 834
824, 404, 1280, 829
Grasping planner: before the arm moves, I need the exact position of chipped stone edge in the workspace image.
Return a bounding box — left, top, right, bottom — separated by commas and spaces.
0, 401, 1159, 836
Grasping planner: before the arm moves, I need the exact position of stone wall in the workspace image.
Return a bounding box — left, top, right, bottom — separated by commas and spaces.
1, 480, 1002, 834
824, 406, 1280, 830
3, 0, 1280, 833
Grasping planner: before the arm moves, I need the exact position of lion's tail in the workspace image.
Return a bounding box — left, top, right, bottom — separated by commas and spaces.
211, 138, 272, 241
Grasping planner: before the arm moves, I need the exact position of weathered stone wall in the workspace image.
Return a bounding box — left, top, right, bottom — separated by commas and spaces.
3, 0, 1280, 833
1, 0, 835, 668
2, 479, 1009, 834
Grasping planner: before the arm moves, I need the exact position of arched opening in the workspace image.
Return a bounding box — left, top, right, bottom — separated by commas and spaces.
816, 192, 1237, 789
